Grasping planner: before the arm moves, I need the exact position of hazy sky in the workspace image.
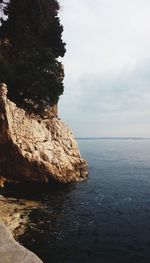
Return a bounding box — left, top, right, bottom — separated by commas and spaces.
59, 0, 150, 137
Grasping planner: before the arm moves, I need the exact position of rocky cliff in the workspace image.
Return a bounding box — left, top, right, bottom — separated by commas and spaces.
0, 83, 88, 186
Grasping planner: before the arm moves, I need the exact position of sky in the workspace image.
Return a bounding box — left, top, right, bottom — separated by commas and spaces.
59, 0, 150, 137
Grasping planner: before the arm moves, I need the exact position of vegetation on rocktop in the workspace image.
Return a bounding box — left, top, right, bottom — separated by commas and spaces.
0, 0, 66, 114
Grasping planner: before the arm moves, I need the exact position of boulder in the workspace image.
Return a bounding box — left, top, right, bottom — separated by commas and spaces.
0, 83, 88, 185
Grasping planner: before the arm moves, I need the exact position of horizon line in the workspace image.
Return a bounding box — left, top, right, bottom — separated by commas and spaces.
76, 137, 150, 140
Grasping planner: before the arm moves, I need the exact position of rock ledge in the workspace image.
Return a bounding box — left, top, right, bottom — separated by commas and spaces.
0, 221, 43, 263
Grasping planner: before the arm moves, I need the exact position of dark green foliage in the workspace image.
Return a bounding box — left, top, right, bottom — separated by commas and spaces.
0, 0, 66, 114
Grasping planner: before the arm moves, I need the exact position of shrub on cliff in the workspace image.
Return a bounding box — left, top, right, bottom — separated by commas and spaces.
0, 0, 66, 114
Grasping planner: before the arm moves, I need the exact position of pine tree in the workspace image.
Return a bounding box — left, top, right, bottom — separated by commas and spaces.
0, 0, 66, 114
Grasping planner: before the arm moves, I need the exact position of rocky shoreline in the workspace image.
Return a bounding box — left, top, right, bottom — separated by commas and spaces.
0, 195, 42, 238
0, 220, 43, 263
0, 194, 43, 262
0, 83, 88, 262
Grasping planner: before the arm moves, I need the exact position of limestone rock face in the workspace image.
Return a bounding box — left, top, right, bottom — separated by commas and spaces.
0, 221, 43, 263
0, 84, 88, 185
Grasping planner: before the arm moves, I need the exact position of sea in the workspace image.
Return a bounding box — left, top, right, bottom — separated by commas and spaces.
4, 138, 150, 262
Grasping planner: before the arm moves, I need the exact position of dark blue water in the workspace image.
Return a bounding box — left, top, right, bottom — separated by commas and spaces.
19, 139, 150, 263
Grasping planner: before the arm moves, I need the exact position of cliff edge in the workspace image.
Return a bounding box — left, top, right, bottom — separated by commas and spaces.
0, 83, 88, 186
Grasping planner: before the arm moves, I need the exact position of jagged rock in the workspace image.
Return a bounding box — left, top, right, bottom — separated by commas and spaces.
0, 83, 88, 185
0, 221, 43, 263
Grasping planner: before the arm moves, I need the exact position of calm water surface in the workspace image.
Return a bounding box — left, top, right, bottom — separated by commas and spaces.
9, 139, 150, 262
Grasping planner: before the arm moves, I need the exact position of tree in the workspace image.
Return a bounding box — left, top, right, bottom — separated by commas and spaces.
0, 0, 66, 114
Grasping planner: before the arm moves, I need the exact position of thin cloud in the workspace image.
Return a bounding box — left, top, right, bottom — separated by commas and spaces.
59, 0, 150, 137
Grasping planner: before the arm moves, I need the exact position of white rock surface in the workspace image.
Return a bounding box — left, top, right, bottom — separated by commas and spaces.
0, 221, 43, 263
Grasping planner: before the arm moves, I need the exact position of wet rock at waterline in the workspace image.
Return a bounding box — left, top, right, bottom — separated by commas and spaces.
0, 195, 42, 238
0, 83, 88, 186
